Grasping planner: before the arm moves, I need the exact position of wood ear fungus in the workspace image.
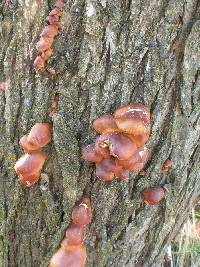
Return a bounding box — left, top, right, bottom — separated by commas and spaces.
80, 196, 92, 210
49, 8, 61, 16
19, 172, 41, 188
72, 202, 92, 226
14, 152, 47, 177
41, 48, 53, 61
49, 195, 92, 267
34, 0, 65, 71
128, 133, 150, 148
16, 122, 52, 187
82, 103, 151, 182
127, 162, 144, 171
94, 143, 111, 159
114, 103, 150, 135
143, 187, 165, 205
81, 144, 103, 163
97, 158, 120, 173
19, 135, 40, 152
49, 246, 87, 267
95, 133, 137, 160
96, 158, 124, 181
49, 93, 60, 117
46, 15, 60, 25
54, 0, 64, 9
40, 25, 58, 38
139, 170, 146, 176
161, 159, 172, 172
96, 164, 115, 181
118, 146, 147, 171
33, 56, 45, 71
118, 151, 141, 169
72, 197, 92, 226
96, 158, 130, 181
36, 38, 53, 53
27, 123, 52, 148
93, 114, 119, 134
0, 81, 9, 91
61, 238, 81, 252
65, 223, 86, 246
115, 168, 129, 180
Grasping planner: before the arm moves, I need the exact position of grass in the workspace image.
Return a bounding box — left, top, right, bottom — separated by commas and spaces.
171, 208, 200, 267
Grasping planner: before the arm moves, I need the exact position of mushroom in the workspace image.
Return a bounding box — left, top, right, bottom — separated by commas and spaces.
114, 103, 150, 135
142, 187, 165, 205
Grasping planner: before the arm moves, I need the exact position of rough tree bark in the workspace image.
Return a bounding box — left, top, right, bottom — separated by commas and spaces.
0, 0, 199, 266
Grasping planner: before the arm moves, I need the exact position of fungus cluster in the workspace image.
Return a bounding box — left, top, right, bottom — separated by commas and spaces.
49, 196, 92, 267
14, 123, 52, 187
82, 103, 151, 181
33, 0, 64, 71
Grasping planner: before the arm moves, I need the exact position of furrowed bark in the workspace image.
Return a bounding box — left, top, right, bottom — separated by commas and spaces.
0, 0, 199, 266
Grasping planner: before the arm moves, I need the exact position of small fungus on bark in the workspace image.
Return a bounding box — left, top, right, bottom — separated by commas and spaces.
143, 187, 165, 205
161, 159, 172, 172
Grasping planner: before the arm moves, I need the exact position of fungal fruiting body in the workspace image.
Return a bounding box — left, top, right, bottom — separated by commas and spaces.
19, 135, 40, 152
139, 170, 146, 176
33, 0, 64, 71
95, 133, 137, 160
49, 246, 87, 267
161, 159, 172, 172
40, 25, 58, 38
49, 196, 92, 267
15, 123, 52, 187
33, 56, 45, 72
93, 114, 119, 134
0, 81, 9, 91
72, 197, 92, 226
96, 158, 128, 181
14, 152, 47, 177
15, 152, 47, 187
65, 223, 86, 246
19, 172, 41, 188
81, 144, 103, 163
19, 123, 52, 152
36, 37, 53, 53
42, 48, 53, 61
27, 123, 52, 148
142, 187, 165, 205
49, 94, 60, 117
118, 146, 148, 171
55, 0, 64, 9
128, 133, 150, 148
81, 103, 151, 181
114, 103, 150, 135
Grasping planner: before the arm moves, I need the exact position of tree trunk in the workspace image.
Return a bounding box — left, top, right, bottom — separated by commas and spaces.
0, 0, 199, 266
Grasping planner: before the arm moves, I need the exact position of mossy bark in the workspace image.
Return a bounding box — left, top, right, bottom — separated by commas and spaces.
0, 0, 199, 266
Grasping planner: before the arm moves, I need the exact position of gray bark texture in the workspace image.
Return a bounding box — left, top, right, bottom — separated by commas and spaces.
0, 0, 200, 266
